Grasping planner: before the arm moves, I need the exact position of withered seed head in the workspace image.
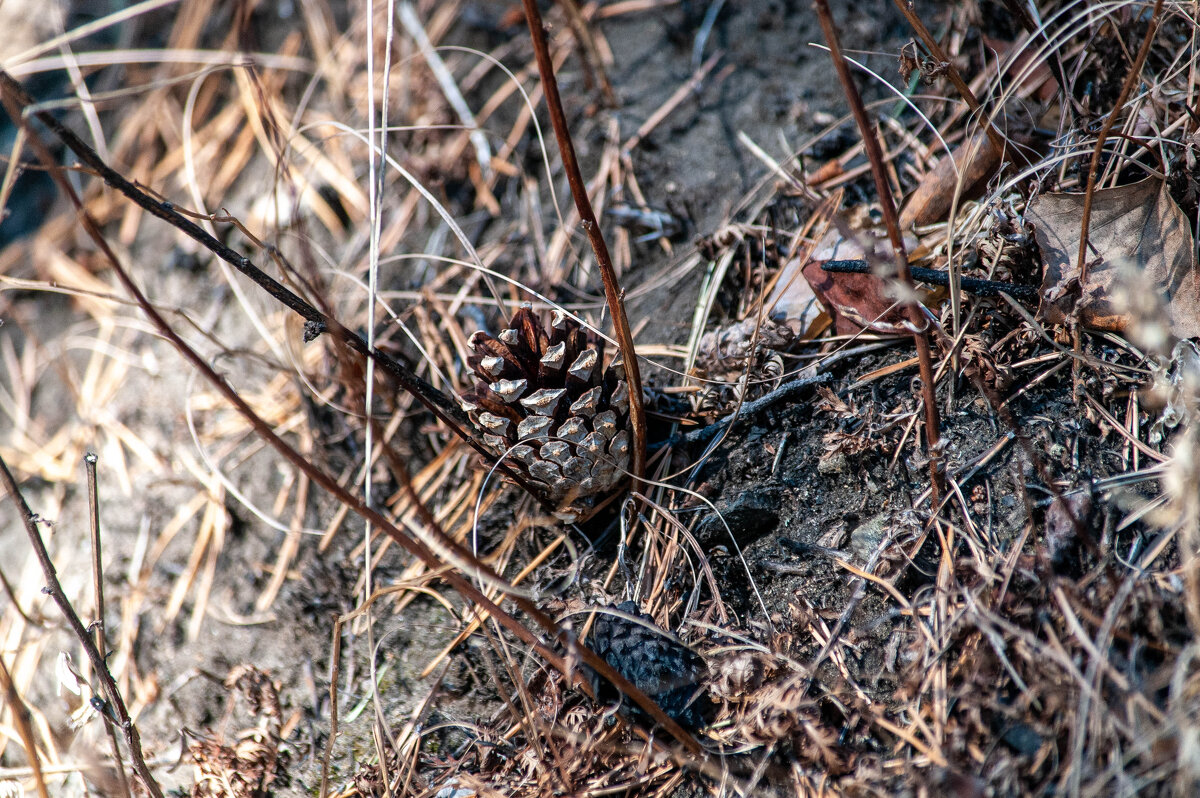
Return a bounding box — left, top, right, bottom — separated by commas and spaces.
461, 304, 632, 521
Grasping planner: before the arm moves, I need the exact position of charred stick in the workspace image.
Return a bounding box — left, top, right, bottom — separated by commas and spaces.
657, 372, 832, 450
821, 259, 1039, 301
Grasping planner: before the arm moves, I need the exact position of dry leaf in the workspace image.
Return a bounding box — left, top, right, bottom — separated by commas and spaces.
900, 132, 1005, 229
1028, 177, 1200, 338
803, 225, 921, 335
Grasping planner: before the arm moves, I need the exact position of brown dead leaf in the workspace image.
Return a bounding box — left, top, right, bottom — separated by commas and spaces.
1028, 177, 1200, 338
803, 225, 917, 335
900, 132, 1005, 229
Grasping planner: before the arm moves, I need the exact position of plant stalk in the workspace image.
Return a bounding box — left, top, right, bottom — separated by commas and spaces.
521, 0, 648, 485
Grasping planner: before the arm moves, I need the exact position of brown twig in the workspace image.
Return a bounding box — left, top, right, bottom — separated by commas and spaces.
812, 0, 944, 504
1077, 0, 1164, 286
521, 0, 648, 486
0, 655, 50, 798
0, 454, 164, 798
85, 453, 133, 798
555, 0, 618, 106
890, 0, 1013, 163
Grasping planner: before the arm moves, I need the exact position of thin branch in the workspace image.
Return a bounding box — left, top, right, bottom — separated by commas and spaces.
822, 259, 1039, 300
86, 453, 133, 798
521, 0, 648, 485
0, 454, 164, 798
812, 0, 944, 503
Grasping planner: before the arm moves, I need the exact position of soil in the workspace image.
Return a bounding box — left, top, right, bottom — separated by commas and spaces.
0, 1, 1180, 797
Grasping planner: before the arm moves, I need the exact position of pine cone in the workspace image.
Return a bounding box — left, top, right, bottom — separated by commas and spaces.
459, 304, 631, 521
589, 601, 712, 729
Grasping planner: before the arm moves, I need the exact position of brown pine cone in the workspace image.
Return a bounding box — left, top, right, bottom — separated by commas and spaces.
459, 304, 631, 521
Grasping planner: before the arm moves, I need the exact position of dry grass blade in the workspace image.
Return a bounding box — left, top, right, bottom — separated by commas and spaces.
0, 655, 49, 798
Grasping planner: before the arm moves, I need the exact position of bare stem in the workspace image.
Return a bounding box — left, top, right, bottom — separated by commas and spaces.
813, 0, 944, 504
521, 0, 648, 485
85, 453, 133, 798
0, 454, 164, 798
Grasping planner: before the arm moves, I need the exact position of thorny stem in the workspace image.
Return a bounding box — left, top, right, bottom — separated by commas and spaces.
0, 454, 165, 798
2, 85, 702, 757
521, 0, 648, 486
813, 0, 944, 504
1077, 0, 1164, 285
0, 69, 566, 514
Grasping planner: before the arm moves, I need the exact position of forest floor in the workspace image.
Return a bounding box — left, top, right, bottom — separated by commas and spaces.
2, 1, 1199, 797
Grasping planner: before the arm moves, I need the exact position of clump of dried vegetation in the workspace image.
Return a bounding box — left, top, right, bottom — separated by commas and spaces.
5, 0, 1200, 796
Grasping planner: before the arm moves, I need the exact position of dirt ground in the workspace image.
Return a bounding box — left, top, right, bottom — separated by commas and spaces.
2, 1, 1196, 796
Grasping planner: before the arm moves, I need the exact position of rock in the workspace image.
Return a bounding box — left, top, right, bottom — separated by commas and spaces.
696, 487, 783, 547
